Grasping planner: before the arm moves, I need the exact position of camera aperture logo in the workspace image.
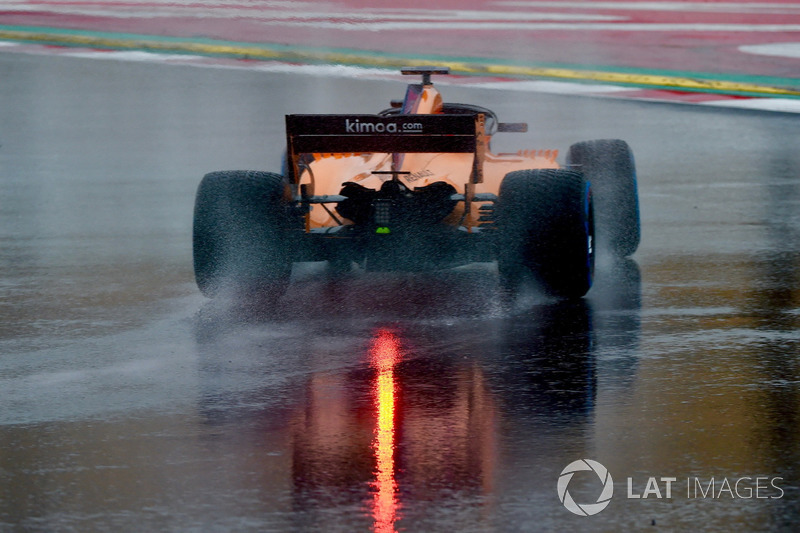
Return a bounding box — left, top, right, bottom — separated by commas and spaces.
557, 459, 614, 516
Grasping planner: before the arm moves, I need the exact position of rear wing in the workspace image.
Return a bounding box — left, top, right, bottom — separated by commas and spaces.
285, 113, 487, 184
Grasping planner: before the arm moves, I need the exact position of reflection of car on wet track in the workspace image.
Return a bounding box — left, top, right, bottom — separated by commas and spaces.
193, 66, 640, 301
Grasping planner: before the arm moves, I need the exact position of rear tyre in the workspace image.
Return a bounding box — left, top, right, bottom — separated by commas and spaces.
566, 139, 640, 257
496, 169, 594, 299
193, 171, 292, 300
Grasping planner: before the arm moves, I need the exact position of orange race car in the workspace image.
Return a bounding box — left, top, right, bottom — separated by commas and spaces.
193, 67, 639, 301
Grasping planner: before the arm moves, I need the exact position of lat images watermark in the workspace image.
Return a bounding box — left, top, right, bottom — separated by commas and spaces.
557, 460, 785, 517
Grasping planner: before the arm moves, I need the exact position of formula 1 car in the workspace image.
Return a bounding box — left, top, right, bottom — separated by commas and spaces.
193, 66, 640, 301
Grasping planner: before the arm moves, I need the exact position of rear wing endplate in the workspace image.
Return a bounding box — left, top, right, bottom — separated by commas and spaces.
286, 113, 486, 184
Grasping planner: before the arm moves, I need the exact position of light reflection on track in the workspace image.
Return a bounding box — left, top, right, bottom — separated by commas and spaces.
369, 329, 401, 533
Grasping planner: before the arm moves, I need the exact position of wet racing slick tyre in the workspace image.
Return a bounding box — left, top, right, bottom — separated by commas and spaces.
496, 169, 594, 299
566, 139, 640, 257
193, 170, 292, 300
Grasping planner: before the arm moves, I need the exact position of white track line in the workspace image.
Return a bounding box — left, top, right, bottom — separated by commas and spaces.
740, 42, 800, 58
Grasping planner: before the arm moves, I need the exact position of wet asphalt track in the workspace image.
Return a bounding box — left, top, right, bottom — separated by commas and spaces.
1, 52, 799, 531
